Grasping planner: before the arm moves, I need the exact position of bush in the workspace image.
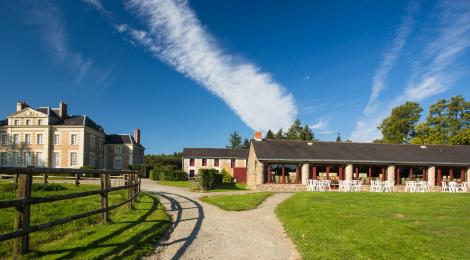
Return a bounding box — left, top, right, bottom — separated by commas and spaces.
199, 169, 223, 190
80, 165, 98, 177
160, 170, 188, 181
220, 169, 233, 183
149, 169, 160, 180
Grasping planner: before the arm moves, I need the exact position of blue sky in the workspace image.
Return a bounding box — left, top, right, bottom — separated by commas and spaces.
1, 0, 469, 154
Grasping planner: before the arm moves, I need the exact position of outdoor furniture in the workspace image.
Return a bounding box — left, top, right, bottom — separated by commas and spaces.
448, 181, 458, 193
441, 182, 449, 192
307, 179, 331, 192
458, 182, 468, 192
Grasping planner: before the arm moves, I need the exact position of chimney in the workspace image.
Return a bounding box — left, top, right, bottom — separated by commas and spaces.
16, 101, 28, 111
59, 101, 68, 119
134, 128, 141, 144
254, 131, 262, 141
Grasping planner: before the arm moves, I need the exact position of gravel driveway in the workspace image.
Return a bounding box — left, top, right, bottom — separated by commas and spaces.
141, 179, 300, 260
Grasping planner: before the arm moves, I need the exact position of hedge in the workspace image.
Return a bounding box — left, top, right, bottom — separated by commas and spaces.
199, 169, 223, 190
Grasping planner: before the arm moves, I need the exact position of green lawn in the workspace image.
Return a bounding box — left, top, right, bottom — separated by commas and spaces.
0, 183, 169, 259
276, 192, 470, 259
200, 192, 272, 211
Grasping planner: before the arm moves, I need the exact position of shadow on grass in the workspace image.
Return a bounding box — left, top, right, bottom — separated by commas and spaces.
29, 193, 170, 259
153, 192, 204, 260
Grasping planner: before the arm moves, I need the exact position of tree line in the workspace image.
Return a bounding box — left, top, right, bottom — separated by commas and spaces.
375, 95, 469, 145
226, 119, 316, 149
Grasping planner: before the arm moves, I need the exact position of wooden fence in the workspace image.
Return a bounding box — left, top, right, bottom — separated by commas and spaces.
0, 167, 141, 258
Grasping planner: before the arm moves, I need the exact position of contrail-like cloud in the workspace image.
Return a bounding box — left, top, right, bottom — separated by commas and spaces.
122, 0, 297, 131
350, 0, 470, 142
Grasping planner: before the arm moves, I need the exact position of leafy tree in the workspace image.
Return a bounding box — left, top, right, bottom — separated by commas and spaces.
412, 96, 469, 145
378, 102, 423, 144
450, 127, 470, 145
241, 138, 250, 149
336, 133, 342, 142
226, 131, 242, 149
265, 130, 275, 139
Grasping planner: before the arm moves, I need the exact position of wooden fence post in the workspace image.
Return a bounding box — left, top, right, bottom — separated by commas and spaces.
75, 173, 80, 187
43, 173, 48, 185
100, 173, 109, 223
127, 174, 133, 209
13, 173, 32, 257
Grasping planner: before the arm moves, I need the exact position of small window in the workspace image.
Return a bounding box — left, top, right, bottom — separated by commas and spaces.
189, 170, 195, 177
38, 119, 42, 126
231, 159, 235, 168
13, 134, 19, 145
71, 134, 77, 145
70, 152, 77, 166
37, 134, 43, 144
25, 119, 30, 126
202, 158, 207, 166
214, 158, 219, 167
14, 120, 19, 126
190, 158, 195, 166
25, 134, 31, 144
115, 146, 122, 154
54, 134, 60, 145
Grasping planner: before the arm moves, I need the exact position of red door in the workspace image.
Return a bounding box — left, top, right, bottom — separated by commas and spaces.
233, 167, 247, 183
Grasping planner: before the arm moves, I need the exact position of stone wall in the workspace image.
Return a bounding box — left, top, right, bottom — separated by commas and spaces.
255, 184, 307, 192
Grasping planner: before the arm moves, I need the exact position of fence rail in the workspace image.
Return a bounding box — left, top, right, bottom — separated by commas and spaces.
0, 166, 142, 258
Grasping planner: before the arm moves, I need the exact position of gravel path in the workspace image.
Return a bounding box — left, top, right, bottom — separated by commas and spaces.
141, 179, 300, 260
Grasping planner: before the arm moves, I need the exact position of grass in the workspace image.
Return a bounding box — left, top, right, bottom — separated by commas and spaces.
0, 183, 169, 259
200, 192, 272, 211
276, 192, 470, 259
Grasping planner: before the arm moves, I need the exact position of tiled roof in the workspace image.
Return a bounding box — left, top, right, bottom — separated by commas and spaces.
183, 148, 248, 159
252, 140, 470, 166
56, 115, 103, 132
105, 134, 145, 149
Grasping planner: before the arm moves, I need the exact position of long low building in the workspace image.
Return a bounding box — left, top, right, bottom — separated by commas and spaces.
246, 138, 470, 191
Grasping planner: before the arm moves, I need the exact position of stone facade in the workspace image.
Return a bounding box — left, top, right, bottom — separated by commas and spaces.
387, 165, 395, 185
345, 164, 353, 180
182, 158, 247, 176
246, 145, 263, 189
0, 101, 144, 170
427, 166, 436, 187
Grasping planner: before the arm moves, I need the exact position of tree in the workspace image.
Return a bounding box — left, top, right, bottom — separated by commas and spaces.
275, 128, 286, 139
286, 119, 303, 140
265, 130, 275, 139
241, 138, 250, 149
412, 95, 469, 145
226, 131, 242, 149
299, 125, 314, 141
336, 133, 342, 142
378, 102, 423, 144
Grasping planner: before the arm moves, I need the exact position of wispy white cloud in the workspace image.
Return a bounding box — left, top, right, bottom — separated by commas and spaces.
26, 0, 93, 84
350, 0, 470, 142
118, 0, 297, 131
310, 119, 332, 135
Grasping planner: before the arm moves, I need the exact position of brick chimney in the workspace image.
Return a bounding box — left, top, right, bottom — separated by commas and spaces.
134, 128, 140, 144
16, 101, 28, 111
59, 101, 68, 119
254, 131, 262, 141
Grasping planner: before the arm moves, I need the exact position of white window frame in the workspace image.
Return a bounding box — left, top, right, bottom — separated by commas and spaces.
0, 152, 7, 167
53, 134, 60, 145
37, 134, 43, 145
90, 135, 95, 149
13, 134, 19, 145
11, 152, 18, 167
1, 134, 6, 145
38, 119, 42, 126
14, 120, 19, 126
71, 134, 77, 145
24, 134, 31, 145
24, 152, 33, 166
52, 152, 60, 168
114, 156, 122, 170
70, 152, 77, 166
25, 119, 30, 126
115, 146, 122, 154
36, 152, 43, 167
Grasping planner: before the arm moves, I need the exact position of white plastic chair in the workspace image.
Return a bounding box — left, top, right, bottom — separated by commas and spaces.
458, 182, 468, 193
441, 182, 449, 192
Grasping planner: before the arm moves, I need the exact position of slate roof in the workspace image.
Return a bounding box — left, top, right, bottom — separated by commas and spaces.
105, 134, 145, 149
55, 115, 103, 132
0, 119, 7, 126
252, 140, 470, 166
183, 148, 248, 159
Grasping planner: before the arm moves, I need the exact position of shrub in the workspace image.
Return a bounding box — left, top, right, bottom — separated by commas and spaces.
199, 169, 223, 190
149, 169, 160, 180
80, 165, 98, 177
160, 170, 188, 181
220, 169, 233, 183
